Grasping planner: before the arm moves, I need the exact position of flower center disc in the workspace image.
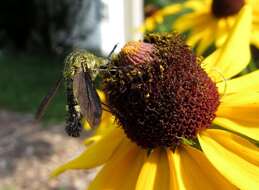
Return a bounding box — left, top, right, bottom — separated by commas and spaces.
212, 0, 245, 18
103, 33, 220, 149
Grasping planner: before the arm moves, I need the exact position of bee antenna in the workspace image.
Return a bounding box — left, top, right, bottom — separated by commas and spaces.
108, 43, 119, 59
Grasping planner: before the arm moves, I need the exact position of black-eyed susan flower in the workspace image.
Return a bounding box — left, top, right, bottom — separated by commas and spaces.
51, 9, 259, 190
143, 1, 258, 55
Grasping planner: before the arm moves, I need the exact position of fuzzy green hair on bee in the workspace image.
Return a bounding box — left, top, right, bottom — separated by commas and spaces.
35, 46, 117, 137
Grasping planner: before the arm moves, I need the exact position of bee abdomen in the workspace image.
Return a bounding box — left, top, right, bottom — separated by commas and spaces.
65, 112, 82, 137
65, 81, 82, 137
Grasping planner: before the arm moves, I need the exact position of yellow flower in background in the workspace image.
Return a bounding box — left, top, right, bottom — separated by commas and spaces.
143, 0, 259, 55
51, 8, 259, 190
140, 4, 182, 32
174, 0, 259, 54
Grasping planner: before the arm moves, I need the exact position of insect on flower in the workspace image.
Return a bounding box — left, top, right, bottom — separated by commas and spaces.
35, 45, 118, 137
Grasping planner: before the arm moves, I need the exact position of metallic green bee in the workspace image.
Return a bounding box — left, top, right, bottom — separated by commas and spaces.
35, 46, 117, 137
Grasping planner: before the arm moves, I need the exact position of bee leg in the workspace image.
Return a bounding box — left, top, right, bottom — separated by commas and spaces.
101, 102, 113, 113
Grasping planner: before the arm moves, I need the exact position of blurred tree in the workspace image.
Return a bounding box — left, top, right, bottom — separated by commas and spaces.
0, 0, 102, 55
30, 0, 79, 54
0, 0, 36, 50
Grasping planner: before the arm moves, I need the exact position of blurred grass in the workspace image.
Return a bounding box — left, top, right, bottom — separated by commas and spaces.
0, 53, 66, 123
145, 0, 185, 7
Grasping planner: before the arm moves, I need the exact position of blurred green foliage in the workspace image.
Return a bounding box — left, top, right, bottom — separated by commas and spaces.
145, 0, 185, 7
0, 54, 66, 123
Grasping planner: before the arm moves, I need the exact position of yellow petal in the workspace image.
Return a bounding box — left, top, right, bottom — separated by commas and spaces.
142, 17, 156, 32
135, 149, 159, 190
120, 153, 145, 190
83, 90, 116, 144
195, 22, 217, 55
217, 92, 259, 124
172, 146, 236, 190
184, 0, 207, 10
84, 102, 116, 145
160, 4, 182, 16
198, 129, 259, 190
167, 150, 178, 190
84, 113, 116, 145
203, 5, 252, 81
135, 149, 171, 190
251, 29, 259, 48
217, 70, 259, 95
247, 0, 259, 7
140, 4, 181, 33
88, 138, 145, 190
183, 13, 217, 51
214, 117, 259, 141
174, 11, 209, 33
83, 135, 103, 145
185, 14, 216, 49
215, 17, 236, 47
51, 128, 124, 177
154, 150, 170, 190
153, 149, 170, 190
214, 19, 229, 47
186, 29, 205, 47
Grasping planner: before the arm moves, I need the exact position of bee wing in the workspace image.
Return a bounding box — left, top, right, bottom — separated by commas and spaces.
35, 76, 63, 121
73, 70, 102, 129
